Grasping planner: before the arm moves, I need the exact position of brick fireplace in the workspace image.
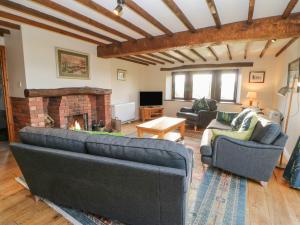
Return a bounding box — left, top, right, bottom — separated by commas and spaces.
11, 87, 112, 136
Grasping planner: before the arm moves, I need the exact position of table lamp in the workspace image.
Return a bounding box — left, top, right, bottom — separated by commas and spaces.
246, 91, 257, 106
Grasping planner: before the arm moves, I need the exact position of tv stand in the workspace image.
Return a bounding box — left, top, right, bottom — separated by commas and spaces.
140, 106, 164, 122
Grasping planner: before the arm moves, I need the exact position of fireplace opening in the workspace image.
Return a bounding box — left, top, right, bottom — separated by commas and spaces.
66, 113, 88, 130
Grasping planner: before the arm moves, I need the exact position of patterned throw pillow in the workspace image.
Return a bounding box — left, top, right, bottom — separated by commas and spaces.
192, 97, 210, 113
216, 111, 238, 125
231, 108, 252, 130
239, 112, 257, 131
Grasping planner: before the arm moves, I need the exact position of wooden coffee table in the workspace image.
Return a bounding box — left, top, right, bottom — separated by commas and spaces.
136, 117, 186, 142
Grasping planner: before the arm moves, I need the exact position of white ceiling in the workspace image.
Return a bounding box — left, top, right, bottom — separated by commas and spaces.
0, 0, 299, 62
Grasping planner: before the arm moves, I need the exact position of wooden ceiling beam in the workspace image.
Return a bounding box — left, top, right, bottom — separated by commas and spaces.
0, 10, 104, 45
159, 52, 184, 63
31, 0, 134, 41
0, 19, 20, 30
147, 53, 175, 64
75, 0, 152, 38
174, 50, 195, 62
282, 0, 299, 19
0, 27, 10, 35
207, 46, 219, 61
125, 0, 173, 36
127, 56, 156, 65
248, 0, 255, 24
97, 13, 300, 58
244, 42, 250, 59
117, 57, 149, 66
135, 55, 165, 64
259, 40, 272, 58
190, 49, 207, 61
162, 0, 196, 32
206, 0, 221, 28
275, 37, 299, 57
226, 44, 232, 60
0, 0, 119, 43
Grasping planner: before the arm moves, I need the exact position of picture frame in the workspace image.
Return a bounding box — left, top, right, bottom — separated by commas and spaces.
249, 71, 265, 83
56, 48, 90, 80
287, 57, 300, 92
117, 69, 126, 81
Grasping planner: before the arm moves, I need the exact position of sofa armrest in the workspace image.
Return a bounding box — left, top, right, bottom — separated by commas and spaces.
180, 107, 194, 113
212, 135, 283, 181
197, 110, 218, 118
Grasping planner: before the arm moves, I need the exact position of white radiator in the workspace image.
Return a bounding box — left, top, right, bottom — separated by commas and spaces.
112, 102, 136, 123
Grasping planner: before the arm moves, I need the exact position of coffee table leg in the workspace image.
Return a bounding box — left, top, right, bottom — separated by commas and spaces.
137, 128, 143, 138
179, 123, 185, 140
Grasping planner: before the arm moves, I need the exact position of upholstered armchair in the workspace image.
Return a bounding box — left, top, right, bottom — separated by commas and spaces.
177, 99, 218, 130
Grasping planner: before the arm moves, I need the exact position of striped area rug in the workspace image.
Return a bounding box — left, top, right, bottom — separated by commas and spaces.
16, 167, 246, 225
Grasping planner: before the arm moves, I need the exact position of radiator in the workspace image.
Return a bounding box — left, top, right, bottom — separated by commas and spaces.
112, 102, 136, 123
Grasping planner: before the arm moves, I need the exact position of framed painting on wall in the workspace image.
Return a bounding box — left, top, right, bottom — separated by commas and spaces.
56, 48, 90, 79
117, 69, 126, 81
249, 71, 265, 83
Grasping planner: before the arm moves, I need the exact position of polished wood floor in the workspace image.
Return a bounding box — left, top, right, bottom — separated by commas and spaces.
0, 123, 299, 225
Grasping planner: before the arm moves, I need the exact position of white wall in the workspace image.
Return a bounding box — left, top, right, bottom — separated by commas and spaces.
273, 39, 300, 155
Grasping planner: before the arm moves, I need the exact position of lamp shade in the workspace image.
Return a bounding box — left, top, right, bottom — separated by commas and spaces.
278, 86, 289, 96
246, 91, 257, 99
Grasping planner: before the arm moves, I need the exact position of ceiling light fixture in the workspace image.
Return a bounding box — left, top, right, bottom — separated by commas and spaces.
113, 0, 125, 16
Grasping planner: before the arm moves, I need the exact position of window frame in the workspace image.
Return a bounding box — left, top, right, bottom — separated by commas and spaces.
171, 69, 239, 103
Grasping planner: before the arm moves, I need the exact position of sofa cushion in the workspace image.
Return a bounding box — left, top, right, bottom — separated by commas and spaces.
206, 119, 232, 130
239, 112, 257, 131
19, 127, 89, 153
177, 111, 198, 121
250, 118, 281, 144
216, 111, 238, 125
86, 135, 192, 175
231, 108, 252, 130
192, 97, 209, 112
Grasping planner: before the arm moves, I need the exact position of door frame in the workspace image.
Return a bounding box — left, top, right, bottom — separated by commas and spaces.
0, 46, 15, 142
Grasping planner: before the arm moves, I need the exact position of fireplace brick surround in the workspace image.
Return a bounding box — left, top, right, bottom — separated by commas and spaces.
11, 87, 112, 137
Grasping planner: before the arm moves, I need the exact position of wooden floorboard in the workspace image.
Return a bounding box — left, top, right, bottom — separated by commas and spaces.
0, 123, 299, 225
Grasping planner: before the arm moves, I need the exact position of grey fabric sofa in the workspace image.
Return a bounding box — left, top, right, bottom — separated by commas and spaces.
177, 99, 218, 129
10, 127, 193, 225
200, 118, 287, 182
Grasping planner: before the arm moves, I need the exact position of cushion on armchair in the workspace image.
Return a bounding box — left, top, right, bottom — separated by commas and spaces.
216, 111, 238, 125
230, 108, 252, 130
192, 97, 209, 112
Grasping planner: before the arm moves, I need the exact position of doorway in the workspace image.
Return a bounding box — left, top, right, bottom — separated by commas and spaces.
0, 46, 15, 143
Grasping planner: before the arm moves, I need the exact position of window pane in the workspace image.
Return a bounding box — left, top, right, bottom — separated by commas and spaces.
192, 74, 212, 99
220, 73, 236, 101
174, 74, 185, 98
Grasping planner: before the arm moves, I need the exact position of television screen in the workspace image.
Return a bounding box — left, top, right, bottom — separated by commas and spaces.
140, 91, 163, 106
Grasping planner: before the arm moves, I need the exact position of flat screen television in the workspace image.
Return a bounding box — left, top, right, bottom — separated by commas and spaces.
140, 91, 163, 106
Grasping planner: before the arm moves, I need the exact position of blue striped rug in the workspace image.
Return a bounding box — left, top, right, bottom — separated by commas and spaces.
16, 167, 246, 225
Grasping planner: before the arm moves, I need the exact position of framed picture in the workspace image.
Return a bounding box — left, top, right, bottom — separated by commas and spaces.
249, 71, 265, 83
117, 69, 126, 81
287, 57, 300, 92
56, 48, 90, 79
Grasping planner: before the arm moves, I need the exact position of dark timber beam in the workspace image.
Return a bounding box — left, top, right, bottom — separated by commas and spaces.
275, 37, 299, 57
282, 0, 299, 19
190, 49, 207, 61
127, 56, 156, 65
160, 62, 254, 71
125, 0, 173, 36
0, 19, 20, 30
31, 0, 134, 41
206, 0, 221, 28
248, 0, 255, 24
207, 46, 219, 61
259, 40, 272, 58
174, 50, 195, 62
97, 13, 300, 58
162, 0, 196, 32
244, 42, 250, 59
0, 0, 118, 43
147, 53, 175, 64
117, 57, 149, 66
75, 0, 152, 38
226, 44, 232, 60
160, 52, 184, 63
135, 55, 165, 64
0, 28, 10, 35
0, 11, 104, 45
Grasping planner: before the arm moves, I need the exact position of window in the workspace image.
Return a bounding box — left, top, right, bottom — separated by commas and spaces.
192, 74, 212, 99
173, 74, 185, 98
172, 69, 238, 102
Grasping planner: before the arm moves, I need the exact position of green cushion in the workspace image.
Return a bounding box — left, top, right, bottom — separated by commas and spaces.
213, 113, 258, 141
192, 97, 209, 112
230, 108, 252, 130
216, 111, 238, 125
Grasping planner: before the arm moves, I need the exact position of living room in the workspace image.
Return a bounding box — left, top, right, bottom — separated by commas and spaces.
0, 0, 299, 225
